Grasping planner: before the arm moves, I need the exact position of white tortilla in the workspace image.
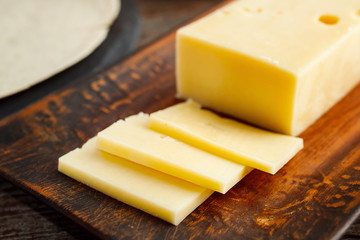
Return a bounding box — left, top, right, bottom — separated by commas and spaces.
0, 0, 120, 98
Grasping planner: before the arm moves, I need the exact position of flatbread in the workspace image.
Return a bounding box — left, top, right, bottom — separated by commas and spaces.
0, 0, 120, 98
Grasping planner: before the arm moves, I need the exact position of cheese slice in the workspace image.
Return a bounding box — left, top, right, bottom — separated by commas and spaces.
149, 100, 303, 174
97, 113, 252, 193
58, 138, 213, 225
176, 0, 360, 135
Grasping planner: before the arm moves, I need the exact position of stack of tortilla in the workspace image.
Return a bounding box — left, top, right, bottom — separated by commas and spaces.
0, 0, 120, 98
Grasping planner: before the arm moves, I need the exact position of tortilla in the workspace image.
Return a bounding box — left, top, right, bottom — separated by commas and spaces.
0, 0, 120, 98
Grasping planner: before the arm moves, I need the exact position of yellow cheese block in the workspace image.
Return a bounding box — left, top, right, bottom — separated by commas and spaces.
97, 113, 253, 193
150, 100, 303, 174
176, 0, 360, 135
58, 138, 213, 225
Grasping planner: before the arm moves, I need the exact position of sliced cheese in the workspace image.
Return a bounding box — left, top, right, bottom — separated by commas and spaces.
58, 137, 213, 225
150, 100, 303, 174
97, 113, 253, 193
176, 0, 360, 135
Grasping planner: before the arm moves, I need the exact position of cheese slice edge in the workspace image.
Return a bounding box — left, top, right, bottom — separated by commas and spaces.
58, 137, 213, 225
97, 113, 253, 193
149, 100, 303, 174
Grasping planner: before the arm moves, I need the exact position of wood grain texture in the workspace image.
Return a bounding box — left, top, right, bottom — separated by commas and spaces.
0, 176, 97, 240
1, 4, 360, 240
134, 0, 222, 48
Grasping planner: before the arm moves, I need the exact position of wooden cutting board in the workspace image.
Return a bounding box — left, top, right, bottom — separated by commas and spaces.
1, 4, 359, 240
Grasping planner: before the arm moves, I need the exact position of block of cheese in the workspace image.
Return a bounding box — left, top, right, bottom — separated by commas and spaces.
176, 0, 360, 135
97, 113, 253, 193
149, 100, 303, 174
58, 138, 213, 225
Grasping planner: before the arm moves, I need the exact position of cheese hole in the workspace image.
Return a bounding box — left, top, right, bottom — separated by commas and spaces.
319, 15, 339, 25
357, 9, 360, 17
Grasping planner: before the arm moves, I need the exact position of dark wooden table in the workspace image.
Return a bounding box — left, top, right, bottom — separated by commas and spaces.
0, 1, 359, 239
